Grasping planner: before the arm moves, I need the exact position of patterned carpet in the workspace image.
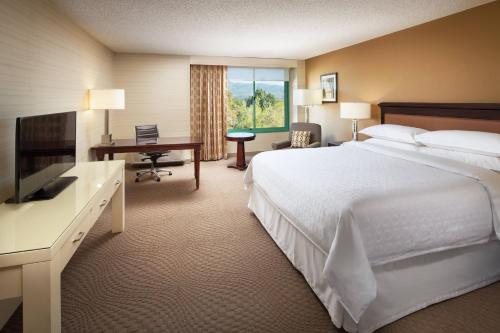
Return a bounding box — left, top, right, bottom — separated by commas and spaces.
2, 159, 500, 332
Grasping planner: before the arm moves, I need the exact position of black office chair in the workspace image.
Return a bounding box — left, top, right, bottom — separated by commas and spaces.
135, 125, 172, 182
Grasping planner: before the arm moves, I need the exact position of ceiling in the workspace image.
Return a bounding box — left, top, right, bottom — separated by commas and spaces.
51, 0, 492, 60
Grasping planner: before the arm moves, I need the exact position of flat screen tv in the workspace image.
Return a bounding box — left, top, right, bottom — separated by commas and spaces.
8, 111, 78, 203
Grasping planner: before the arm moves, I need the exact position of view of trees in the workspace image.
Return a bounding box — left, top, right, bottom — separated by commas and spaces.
227, 82, 286, 130
227, 90, 252, 129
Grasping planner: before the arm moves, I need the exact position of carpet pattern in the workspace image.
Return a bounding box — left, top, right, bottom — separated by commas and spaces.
2, 159, 500, 332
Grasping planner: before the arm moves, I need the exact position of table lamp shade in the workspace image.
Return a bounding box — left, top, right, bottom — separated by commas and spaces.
293, 89, 322, 106
340, 102, 371, 119
89, 89, 125, 110
89, 89, 125, 145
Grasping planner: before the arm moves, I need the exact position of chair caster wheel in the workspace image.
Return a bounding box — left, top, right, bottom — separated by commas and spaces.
168, 172, 173, 176
135, 178, 140, 182
136, 172, 140, 176
156, 178, 161, 182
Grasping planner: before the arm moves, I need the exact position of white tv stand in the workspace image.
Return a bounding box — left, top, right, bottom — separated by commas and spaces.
0, 160, 125, 333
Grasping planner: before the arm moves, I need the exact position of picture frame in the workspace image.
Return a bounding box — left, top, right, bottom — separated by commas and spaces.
320, 72, 337, 103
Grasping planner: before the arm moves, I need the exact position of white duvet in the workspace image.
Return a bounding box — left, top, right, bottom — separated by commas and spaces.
244, 142, 500, 323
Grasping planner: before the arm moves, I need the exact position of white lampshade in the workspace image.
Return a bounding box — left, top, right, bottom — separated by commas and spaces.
89, 89, 125, 110
340, 102, 371, 120
293, 89, 322, 106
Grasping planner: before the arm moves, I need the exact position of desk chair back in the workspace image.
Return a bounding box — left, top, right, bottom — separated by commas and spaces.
134, 124, 172, 182
135, 125, 159, 144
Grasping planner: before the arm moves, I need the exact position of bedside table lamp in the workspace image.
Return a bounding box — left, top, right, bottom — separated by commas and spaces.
89, 89, 125, 145
340, 102, 371, 141
293, 89, 322, 123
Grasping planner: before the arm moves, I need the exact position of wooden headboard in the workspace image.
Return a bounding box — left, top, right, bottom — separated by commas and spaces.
379, 103, 500, 133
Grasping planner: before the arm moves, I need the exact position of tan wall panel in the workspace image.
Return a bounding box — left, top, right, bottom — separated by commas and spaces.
305, 2, 500, 144
0, 0, 113, 202
112, 54, 191, 161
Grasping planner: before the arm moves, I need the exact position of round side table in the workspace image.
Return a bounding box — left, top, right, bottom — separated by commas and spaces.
225, 132, 256, 170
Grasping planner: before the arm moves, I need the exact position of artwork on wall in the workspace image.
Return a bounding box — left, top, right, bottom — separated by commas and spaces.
320, 72, 337, 103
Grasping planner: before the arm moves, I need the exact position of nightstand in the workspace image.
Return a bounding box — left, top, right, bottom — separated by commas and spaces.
327, 141, 345, 147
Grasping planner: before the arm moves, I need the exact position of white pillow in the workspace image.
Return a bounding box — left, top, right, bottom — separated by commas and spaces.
364, 138, 419, 152
418, 146, 500, 172
415, 130, 500, 157
360, 124, 427, 144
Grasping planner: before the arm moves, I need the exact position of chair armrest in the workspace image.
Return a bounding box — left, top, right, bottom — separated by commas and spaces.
272, 140, 291, 150
307, 141, 321, 148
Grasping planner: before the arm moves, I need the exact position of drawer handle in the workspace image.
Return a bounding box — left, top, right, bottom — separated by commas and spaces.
73, 231, 85, 243
100, 199, 108, 207
115, 180, 121, 186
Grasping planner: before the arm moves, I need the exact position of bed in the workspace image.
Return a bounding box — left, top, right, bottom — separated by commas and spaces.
244, 103, 500, 333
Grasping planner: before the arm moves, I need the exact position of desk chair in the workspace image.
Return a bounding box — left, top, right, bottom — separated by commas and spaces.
135, 125, 173, 182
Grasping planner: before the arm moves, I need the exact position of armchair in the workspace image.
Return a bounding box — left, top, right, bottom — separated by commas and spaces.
272, 122, 322, 150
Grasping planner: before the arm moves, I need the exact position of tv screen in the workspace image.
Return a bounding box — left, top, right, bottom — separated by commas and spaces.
14, 111, 76, 202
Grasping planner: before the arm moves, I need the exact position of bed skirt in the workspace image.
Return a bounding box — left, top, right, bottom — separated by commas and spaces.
248, 183, 500, 333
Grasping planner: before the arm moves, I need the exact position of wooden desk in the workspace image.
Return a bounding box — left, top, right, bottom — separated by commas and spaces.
91, 137, 203, 189
0, 161, 125, 333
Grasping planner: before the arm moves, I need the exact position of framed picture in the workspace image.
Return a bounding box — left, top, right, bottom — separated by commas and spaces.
320, 72, 337, 103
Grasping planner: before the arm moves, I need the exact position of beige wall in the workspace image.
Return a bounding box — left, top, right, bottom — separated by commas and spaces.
0, 0, 113, 202
113, 54, 191, 161
305, 2, 500, 144
190, 56, 298, 68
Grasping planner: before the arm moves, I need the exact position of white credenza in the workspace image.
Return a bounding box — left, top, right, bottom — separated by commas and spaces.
0, 160, 125, 333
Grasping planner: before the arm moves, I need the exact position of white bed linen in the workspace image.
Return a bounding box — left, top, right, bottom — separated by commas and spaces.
365, 138, 500, 172
244, 142, 500, 322
364, 138, 418, 151
417, 146, 500, 172
249, 184, 500, 333
415, 130, 500, 157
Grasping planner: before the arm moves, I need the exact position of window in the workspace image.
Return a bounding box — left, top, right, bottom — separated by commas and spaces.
227, 67, 289, 133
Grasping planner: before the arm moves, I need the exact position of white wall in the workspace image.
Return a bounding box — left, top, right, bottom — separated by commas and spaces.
0, 0, 113, 202
0, 0, 113, 325
113, 54, 191, 161
190, 56, 298, 68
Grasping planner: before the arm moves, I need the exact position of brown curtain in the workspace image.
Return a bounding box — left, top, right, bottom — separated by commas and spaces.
190, 65, 227, 161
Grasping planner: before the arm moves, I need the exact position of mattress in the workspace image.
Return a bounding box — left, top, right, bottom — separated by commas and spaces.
248, 183, 500, 332
244, 142, 500, 321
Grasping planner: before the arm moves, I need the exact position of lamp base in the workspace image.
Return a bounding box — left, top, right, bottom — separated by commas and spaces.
351, 119, 359, 141
101, 134, 114, 145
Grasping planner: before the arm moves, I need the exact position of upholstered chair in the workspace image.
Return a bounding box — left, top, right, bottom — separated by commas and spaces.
272, 122, 322, 150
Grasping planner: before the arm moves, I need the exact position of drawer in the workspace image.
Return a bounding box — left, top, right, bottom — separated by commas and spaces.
93, 167, 123, 216
57, 205, 95, 271
57, 166, 123, 271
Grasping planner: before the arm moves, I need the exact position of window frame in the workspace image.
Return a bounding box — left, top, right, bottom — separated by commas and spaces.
227, 71, 290, 134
